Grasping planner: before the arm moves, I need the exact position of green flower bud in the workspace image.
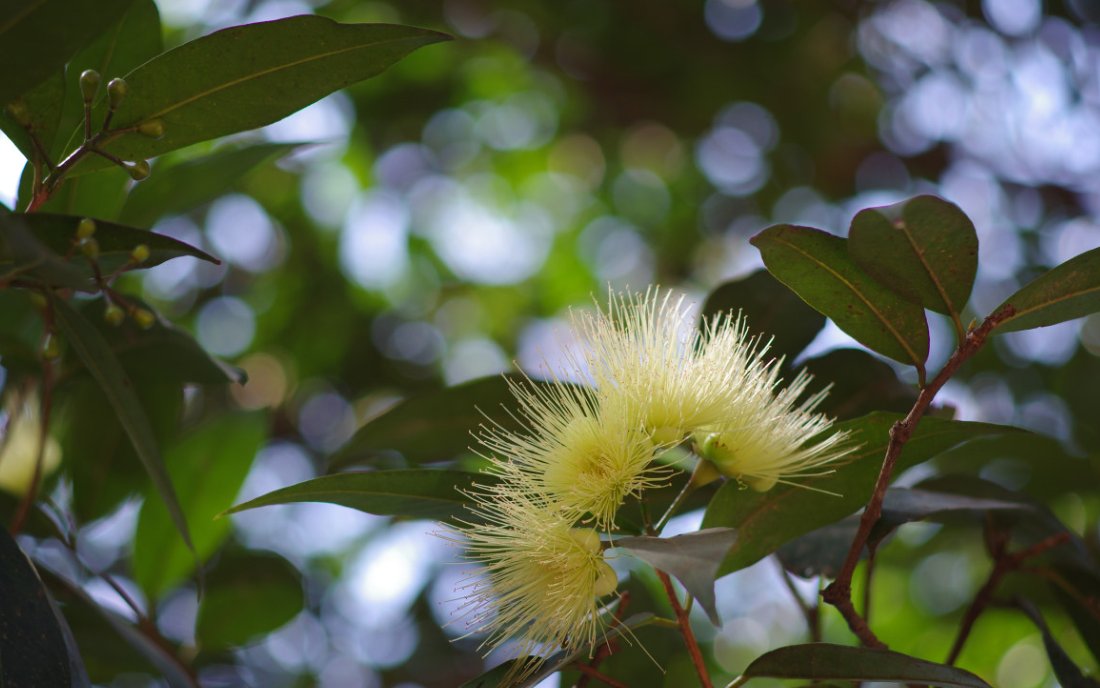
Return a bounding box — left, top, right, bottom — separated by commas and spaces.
133, 308, 156, 329
79, 69, 101, 102
76, 217, 96, 240
126, 160, 150, 181
107, 78, 127, 109
137, 119, 164, 138
130, 244, 150, 263
27, 292, 47, 310
5, 100, 30, 126
78, 237, 99, 259
41, 333, 61, 360
104, 303, 125, 326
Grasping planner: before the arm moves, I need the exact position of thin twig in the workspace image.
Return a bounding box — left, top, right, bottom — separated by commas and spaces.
821, 305, 1015, 648
656, 569, 713, 688
574, 664, 629, 688
654, 460, 706, 532
576, 592, 631, 688
776, 559, 820, 642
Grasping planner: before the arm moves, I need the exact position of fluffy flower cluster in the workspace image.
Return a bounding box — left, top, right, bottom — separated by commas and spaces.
452, 288, 851, 679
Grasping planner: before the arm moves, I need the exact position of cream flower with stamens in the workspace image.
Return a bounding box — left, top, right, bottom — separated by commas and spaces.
450, 488, 618, 680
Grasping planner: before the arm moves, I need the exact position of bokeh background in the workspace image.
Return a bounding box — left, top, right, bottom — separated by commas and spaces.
3, 0, 1100, 686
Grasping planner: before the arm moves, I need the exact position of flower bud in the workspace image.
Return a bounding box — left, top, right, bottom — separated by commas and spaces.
133, 308, 156, 329
104, 303, 125, 326
41, 334, 61, 360
78, 237, 99, 260
107, 78, 127, 109
79, 69, 101, 102
130, 244, 150, 264
126, 159, 150, 181
137, 119, 164, 138
76, 217, 96, 240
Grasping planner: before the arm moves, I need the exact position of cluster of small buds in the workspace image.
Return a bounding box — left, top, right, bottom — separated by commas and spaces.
67, 218, 156, 329
75, 70, 155, 179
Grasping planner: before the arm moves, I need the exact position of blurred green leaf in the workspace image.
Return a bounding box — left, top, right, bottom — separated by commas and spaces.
615, 528, 736, 625
741, 643, 992, 687
996, 246, 1100, 332
1050, 566, 1100, 668
333, 375, 547, 468
1016, 598, 1100, 688
751, 224, 929, 369
134, 412, 266, 600
50, 295, 193, 554
225, 469, 497, 524
73, 17, 449, 172
0, 213, 92, 291
0, 0, 135, 105
800, 348, 916, 419
702, 413, 1013, 575
196, 550, 303, 651
776, 515, 861, 579
0, 527, 73, 687
868, 486, 1033, 548
119, 142, 304, 227
848, 195, 978, 319
699, 270, 825, 365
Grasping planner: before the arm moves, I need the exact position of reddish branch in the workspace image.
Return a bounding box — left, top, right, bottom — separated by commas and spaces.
656, 569, 713, 688
821, 305, 1016, 648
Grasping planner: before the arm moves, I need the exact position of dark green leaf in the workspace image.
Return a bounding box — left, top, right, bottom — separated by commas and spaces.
196, 550, 303, 650
995, 246, 1100, 332
224, 469, 496, 524
73, 17, 448, 171
800, 348, 916, 420
133, 412, 266, 600
776, 515, 861, 579
698, 270, 825, 365
0, 73, 64, 162
1050, 567, 1100, 667
751, 224, 929, 368
869, 486, 1033, 548
615, 528, 736, 625
0, 213, 91, 291
333, 375, 547, 468
49, 295, 193, 553
849, 195, 978, 318
741, 643, 991, 687
0, 0, 135, 104
702, 413, 1013, 576
1015, 599, 1100, 688
0, 527, 72, 687
119, 142, 304, 227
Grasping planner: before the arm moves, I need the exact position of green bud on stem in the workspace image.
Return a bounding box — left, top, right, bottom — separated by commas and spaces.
126, 160, 150, 181
133, 308, 156, 329
137, 119, 165, 138
41, 333, 61, 360
79, 69, 101, 102
76, 218, 96, 240
130, 244, 150, 263
104, 303, 125, 326
5, 100, 30, 126
78, 237, 99, 260
107, 78, 127, 109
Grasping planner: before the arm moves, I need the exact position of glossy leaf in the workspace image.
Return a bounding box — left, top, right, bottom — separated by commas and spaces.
698, 269, 825, 365
333, 375, 546, 468
119, 142, 303, 227
225, 469, 497, 524
0, 527, 73, 686
849, 195, 978, 317
134, 412, 266, 600
702, 413, 1013, 575
0, 0, 134, 105
73, 16, 448, 171
615, 528, 737, 625
868, 486, 1032, 548
776, 515, 861, 579
752, 224, 929, 368
49, 295, 193, 553
800, 348, 915, 419
741, 643, 991, 687
995, 246, 1100, 332
196, 550, 303, 650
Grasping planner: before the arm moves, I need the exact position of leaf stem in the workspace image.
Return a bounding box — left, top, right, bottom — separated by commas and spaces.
656, 568, 713, 688
821, 304, 1016, 647
654, 460, 705, 533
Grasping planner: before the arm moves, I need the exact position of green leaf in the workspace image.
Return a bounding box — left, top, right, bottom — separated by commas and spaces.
701, 413, 1013, 576
196, 550, 303, 650
0, 72, 64, 162
0, 527, 73, 687
73, 16, 448, 171
224, 469, 496, 524
615, 528, 737, 625
1016, 598, 1100, 688
133, 412, 266, 600
332, 375, 545, 468
741, 643, 992, 687
776, 515, 861, 579
800, 348, 915, 420
995, 246, 1100, 332
848, 195, 978, 318
119, 142, 304, 227
868, 486, 1033, 548
751, 224, 929, 369
0, 213, 91, 291
0, 0, 135, 105
49, 295, 193, 554
698, 270, 825, 365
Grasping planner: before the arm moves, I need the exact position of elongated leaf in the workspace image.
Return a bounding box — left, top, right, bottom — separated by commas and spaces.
133, 412, 266, 600
0, 73, 64, 163
741, 643, 991, 687
0, 213, 89, 290
752, 224, 929, 368
0, 527, 73, 687
196, 550, 303, 650
72, 16, 448, 171
1016, 598, 1100, 688
702, 413, 1013, 575
333, 375, 546, 468
49, 295, 193, 553
225, 469, 497, 524
615, 528, 737, 625
0, 0, 135, 104
996, 246, 1100, 332
869, 486, 1032, 547
699, 270, 825, 365
120, 142, 303, 227
849, 195, 978, 318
